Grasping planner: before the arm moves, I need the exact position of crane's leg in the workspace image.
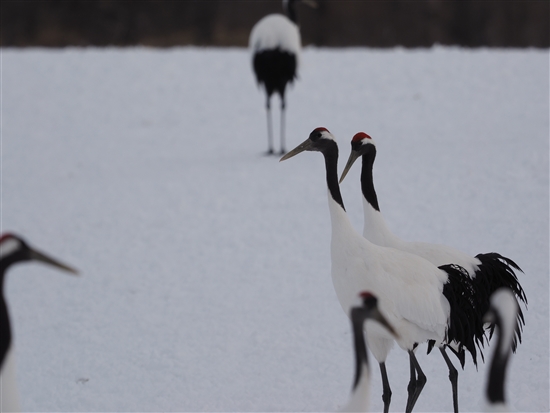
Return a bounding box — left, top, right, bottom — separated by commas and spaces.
280, 96, 286, 155
405, 350, 427, 413
379, 362, 392, 413
266, 96, 274, 155
406, 353, 417, 413
440, 347, 459, 413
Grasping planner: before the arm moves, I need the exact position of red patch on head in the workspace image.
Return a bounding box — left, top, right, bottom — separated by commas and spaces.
0, 233, 16, 244
352, 132, 372, 142
359, 291, 376, 300
314, 127, 329, 133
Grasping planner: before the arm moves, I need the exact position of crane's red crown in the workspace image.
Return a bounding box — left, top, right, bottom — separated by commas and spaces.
352, 132, 372, 142
359, 291, 376, 300
313, 127, 329, 133
0, 233, 17, 244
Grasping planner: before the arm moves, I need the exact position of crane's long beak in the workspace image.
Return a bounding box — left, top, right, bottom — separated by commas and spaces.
279, 138, 313, 162
30, 249, 79, 275
370, 307, 399, 339
339, 149, 361, 184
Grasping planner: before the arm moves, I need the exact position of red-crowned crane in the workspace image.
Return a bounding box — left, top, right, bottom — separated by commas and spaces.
0, 233, 77, 412
280, 127, 485, 413
341, 291, 397, 412
249, 0, 316, 155
483, 288, 518, 412
339, 132, 528, 412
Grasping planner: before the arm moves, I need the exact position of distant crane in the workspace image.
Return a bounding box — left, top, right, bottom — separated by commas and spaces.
342, 291, 397, 412
483, 288, 519, 412
339, 131, 528, 412
249, 0, 316, 155
280, 128, 485, 413
0, 233, 77, 412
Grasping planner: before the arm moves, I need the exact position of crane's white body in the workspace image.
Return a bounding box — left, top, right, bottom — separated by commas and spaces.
361, 197, 481, 276
328, 190, 450, 361
1, 346, 21, 412
249, 14, 301, 60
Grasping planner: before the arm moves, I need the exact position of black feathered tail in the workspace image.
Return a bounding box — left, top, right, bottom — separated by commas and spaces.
440, 264, 487, 367
473, 252, 527, 352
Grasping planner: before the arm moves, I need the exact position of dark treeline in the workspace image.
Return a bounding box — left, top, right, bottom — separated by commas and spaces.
2, 1, 548, 48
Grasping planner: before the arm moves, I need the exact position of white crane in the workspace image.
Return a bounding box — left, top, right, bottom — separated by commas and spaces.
280, 128, 485, 413
0, 233, 77, 412
483, 288, 519, 412
342, 291, 397, 412
249, 0, 316, 155
339, 131, 528, 411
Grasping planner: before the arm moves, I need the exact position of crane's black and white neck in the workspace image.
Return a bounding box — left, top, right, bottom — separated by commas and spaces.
483, 288, 518, 412
0, 233, 78, 412
249, 0, 316, 155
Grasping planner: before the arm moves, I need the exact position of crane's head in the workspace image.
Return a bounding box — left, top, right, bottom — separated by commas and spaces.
279, 127, 336, 161
0, 233, 78, 275
351, 291, 398, 338
339, 132, 377, 183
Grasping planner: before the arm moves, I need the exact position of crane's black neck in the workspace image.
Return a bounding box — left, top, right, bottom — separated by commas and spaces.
350, 307, 369, 391
322, 141, 346, 211
0, 265, 12, 371
486, 313, 509, 405
284, 0, 298, 23
361, 148, 380, 212
0, 260, 14, 289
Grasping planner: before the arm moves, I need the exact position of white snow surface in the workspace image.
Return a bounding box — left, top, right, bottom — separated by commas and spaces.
0, 46, 548, 412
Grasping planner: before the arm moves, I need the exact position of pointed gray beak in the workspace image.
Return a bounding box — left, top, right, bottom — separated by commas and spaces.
370, 307, 399, 339
339, 149, 361, 184
279, 138, 314, 162
30, 249, 79, 275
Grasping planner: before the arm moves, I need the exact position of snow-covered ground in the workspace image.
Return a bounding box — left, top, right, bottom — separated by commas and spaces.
1, 46, 548, 412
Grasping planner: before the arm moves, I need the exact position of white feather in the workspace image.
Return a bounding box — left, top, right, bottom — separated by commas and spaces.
249, 14, 301, 63
328, 190, 450, 357
362, 199, 481, 275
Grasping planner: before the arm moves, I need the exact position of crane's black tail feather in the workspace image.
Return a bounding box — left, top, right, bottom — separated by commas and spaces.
440, 264, 486, 367
474, 253, 527, 352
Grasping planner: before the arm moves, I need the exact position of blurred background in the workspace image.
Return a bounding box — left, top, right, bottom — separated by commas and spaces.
2, 0, 548, 48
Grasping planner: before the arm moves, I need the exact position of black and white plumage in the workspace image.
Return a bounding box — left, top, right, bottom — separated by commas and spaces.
249, 0, 316, 155
0, 233, 77, 412
341, 291, 397, 412
281, 128, 484, 413
483, 288, 519, 412
339, 132, 528, 411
